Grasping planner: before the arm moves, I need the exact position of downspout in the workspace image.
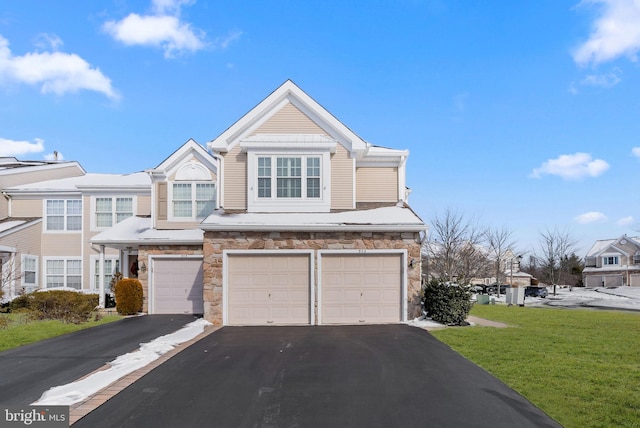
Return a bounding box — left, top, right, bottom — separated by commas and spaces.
209, 151, 224, 209
2, 191, 11, 217
98, 245, 105, 308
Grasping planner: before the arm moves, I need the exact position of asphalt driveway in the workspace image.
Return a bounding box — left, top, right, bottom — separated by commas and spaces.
75, 325, 560, 428
0, 314, 198, 405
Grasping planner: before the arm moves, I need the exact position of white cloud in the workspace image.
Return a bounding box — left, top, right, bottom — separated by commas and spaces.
580, 68, 622, 87
0, 137, 45, 157
214, 30, 243, 50
632, 147, 640, 158
574, 211, 608, 224
618, 216, 634, 226
573, 0, 640, 66
530, 152, 610, 180
103, 0, 206, 58
0, 35, 118, 99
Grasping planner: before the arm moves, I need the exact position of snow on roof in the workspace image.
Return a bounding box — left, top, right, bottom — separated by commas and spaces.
0, 220, 26, 233
201, 205, 426, 232
586, 236, 640, 257
6, 172, 150, 191
91, 216, 203, 247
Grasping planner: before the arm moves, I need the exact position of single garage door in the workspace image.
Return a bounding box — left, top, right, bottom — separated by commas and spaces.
153, 258, 204, 314
227, 254, 311, 325
321, 253, 402, 324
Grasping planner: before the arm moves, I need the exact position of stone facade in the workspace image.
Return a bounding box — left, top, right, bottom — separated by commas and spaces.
202, 230, 423, 325
136, 245, 203, 313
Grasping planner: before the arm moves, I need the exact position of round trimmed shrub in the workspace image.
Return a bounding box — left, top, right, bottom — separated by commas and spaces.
422, 279, 473, 326
114, 278, 143, 315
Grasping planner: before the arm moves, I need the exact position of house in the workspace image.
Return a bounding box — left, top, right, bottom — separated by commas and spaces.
1, 80, 427, 326
583, 235, 640, 287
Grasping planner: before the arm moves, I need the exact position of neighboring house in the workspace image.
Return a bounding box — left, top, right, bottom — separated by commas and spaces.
0, 157, 85, 297
2, 80, 427, 326
583, 235, 640, 287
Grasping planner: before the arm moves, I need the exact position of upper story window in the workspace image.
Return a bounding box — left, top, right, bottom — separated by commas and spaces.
171, 182, 216, 219
248, 153, 329, 212
45, 199, 82, 231
95, 197, 134, 228
603, 256, 619, 266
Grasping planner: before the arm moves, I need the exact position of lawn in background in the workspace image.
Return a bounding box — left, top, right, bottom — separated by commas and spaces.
0, 313, 122, 352
431, 305, 640, 428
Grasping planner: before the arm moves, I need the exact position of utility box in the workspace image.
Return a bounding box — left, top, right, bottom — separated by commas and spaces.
477, 294, 490, 305
506, 287, 525, 306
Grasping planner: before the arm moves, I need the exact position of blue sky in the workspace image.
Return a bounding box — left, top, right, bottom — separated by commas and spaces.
1, 0, 639, 257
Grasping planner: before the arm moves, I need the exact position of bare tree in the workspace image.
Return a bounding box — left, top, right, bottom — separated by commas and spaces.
485, 226, 516, 297
536, 228, 578, 295
0, 254, 21, 300
425, 209, 487, 283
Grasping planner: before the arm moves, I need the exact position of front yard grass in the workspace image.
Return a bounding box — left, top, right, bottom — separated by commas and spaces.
431, 305, 640, 428
0, 313, 122, 352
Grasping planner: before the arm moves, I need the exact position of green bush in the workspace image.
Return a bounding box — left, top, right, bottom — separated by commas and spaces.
114, 278, 143, 315
9, 290, 98, 324
422, 279, 473, 326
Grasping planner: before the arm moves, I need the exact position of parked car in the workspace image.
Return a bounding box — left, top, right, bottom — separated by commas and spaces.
525, 286, 548, 298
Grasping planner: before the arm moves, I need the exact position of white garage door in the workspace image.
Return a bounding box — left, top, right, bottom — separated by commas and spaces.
321, 253, 402, 324
153, 258, 204, 314
227, 254, 311, 325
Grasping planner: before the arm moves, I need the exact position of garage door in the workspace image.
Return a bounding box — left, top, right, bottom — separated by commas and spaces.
153, 258, 204, 314
227, 254, 311, 325
321, 253, 402, 324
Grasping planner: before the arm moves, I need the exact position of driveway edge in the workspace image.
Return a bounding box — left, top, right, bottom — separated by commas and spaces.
69, 325, 221, 425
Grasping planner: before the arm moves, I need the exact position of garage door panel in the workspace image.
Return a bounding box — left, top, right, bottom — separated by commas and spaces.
153, 259, 204, 315
228, 254, 311, 325
321, 254, 401, 324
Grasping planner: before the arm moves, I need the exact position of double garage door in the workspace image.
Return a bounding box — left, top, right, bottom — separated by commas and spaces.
226, 252, 403, 325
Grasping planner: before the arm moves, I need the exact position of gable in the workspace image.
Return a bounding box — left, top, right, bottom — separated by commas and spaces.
251, 103, 328, 135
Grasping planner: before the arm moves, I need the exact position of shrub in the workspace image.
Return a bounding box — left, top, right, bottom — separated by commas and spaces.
9, 290, 98, 324
0, 315, 9, 329
422, 278, 473, 326
114, 278, 143, 315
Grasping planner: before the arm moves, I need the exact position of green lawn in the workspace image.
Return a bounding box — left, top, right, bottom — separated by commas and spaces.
431, 305, 640, 428
0, 313, 122, 352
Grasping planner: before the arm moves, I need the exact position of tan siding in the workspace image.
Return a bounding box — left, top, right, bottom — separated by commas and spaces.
0, 197, 8, 219
356, 167, 398, 203
137, 195, 151, 216
251, 103, 328, 135
11, 199, 43, 217
222, 145, 247, 210
330, 145, 354, 209
0, 222, 42, 290
157, 182, 167, 220
156, 219, 203, 230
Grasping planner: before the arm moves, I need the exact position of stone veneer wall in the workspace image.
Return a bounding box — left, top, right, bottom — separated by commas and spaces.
202, 231, 423, 325
136, 245, 203, 313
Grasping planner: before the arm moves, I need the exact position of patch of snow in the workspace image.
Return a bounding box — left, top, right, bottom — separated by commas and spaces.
404, 316, 445, 329
33, 318, 211, 406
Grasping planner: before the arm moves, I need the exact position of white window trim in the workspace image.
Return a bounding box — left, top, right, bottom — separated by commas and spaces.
90, 196, 137, 231
247, 151, 331, 213
42, 257, 83, 289
21, 254, 38, 290
43, 199, 83, 233
90, 255, 120, 292
167, 181, 217, 222
602, 254, 620, 266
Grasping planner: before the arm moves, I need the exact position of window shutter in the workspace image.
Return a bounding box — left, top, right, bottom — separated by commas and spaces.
157, 182, 167, 220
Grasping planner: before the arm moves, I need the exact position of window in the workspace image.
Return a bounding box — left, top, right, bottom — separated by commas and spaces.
258, 155, 321, 200
95, 197, 133, 228
94, 259, 119, 293
603, 256, 619, 266
46, 199, 82, 231
21, 255, 38, 290
46, 259, 82, 289
171, 182, 216, 219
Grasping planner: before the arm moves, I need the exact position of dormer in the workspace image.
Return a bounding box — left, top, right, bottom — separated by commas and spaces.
147, 139, 218, 229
